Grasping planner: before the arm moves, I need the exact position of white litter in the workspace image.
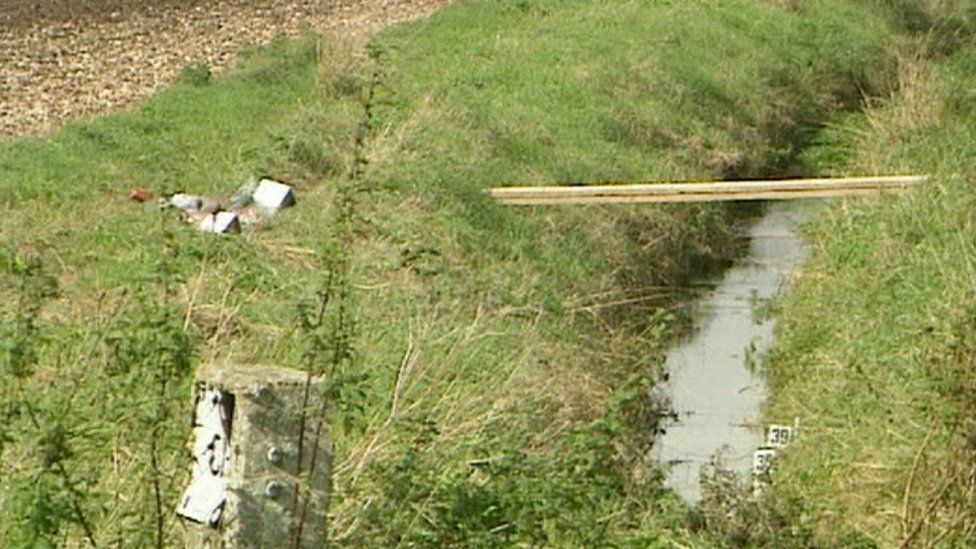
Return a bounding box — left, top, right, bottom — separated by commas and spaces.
160, 177, 295, 236
199, 211, 240, 234
170, 193, 204, 212
252, 178, 295, 212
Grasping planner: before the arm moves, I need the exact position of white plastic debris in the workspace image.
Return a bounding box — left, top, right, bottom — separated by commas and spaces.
158, 177, 294, 236
199, 211, 240, 234
170, 193, 204, 212
252, 179, 295, 212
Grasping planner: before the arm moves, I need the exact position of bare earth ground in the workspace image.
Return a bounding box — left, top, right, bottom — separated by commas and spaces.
0, 0, 450, 139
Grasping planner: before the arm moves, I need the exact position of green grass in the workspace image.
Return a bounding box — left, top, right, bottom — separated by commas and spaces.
0, 0, 956, 545
757, 35, 976, 547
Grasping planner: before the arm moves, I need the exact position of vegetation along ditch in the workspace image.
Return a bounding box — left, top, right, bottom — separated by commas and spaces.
0, 0, 974, 546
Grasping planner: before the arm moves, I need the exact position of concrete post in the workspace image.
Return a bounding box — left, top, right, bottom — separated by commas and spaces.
177, 364, 331, 548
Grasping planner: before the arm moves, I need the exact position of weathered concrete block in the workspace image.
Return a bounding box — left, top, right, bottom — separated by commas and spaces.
178, 364, 331, 548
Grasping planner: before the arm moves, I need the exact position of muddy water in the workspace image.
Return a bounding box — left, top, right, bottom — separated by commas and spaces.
653, 201, 814, 502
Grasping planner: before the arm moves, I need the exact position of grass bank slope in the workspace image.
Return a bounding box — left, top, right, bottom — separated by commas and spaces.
757, 27, 976, 549
0, 0, 922, 546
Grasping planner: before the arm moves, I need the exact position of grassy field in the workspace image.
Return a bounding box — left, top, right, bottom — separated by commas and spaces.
0, 0, 968, 546
755, 30, 976, 547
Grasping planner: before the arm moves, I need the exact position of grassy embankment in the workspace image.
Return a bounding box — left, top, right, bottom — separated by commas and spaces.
748, 8, 976, 547
0, 0, 928, 545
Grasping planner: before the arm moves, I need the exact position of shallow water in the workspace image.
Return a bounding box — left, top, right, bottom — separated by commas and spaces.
653, 201, 814, 502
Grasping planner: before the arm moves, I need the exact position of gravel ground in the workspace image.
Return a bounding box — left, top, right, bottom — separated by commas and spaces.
0, 0, 449, 139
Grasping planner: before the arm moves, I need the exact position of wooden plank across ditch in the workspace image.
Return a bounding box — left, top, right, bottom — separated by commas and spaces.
489, 175, 927, 205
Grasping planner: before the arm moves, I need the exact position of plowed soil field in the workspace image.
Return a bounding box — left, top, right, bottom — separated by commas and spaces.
0, 0, 448, 138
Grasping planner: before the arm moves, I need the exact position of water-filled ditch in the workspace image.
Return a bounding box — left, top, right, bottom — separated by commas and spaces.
653, 200, 817, 502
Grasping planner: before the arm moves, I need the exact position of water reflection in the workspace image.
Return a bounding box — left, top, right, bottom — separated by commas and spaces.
653, 201, 814, 502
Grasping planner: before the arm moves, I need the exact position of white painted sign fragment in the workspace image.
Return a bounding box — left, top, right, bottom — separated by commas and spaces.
177, 388, 234, 526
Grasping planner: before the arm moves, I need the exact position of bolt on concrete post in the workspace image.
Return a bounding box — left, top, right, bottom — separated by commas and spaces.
177, 363, 332, 548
